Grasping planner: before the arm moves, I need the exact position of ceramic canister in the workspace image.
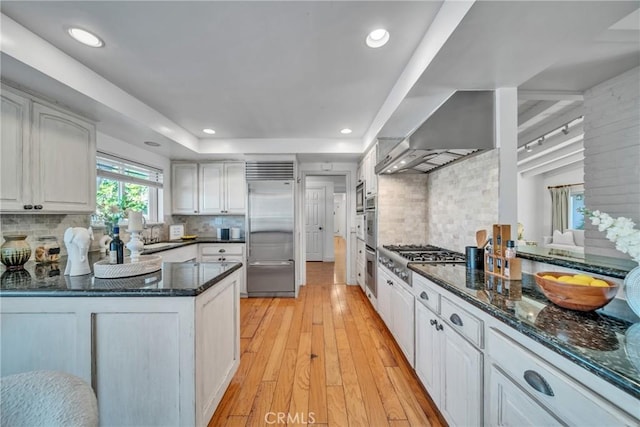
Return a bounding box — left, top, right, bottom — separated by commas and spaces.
1, 234, 32, 270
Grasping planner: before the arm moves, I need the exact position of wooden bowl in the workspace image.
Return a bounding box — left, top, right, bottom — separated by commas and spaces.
534, 272, 618, 312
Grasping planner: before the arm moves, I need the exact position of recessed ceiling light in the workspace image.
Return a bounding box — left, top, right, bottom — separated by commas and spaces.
400, 160, 406, 165
340, 128, 352, 135
67, 27, 104, 48
366, 29, 389, 48
144, 141, 161, 147
393, 165, 398, 169
203, 128, 216, 135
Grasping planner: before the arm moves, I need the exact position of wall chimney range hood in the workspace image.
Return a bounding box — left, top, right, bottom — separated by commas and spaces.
375, 91, 495, 175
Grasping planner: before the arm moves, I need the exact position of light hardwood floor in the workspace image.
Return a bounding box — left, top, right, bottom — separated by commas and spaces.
209, 237, 445, 427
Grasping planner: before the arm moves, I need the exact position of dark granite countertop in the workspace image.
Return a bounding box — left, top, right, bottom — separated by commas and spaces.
517, 246, 636, 279
0, 254, 242, 297
408, 263, 640, 399
140, 237, 245, 254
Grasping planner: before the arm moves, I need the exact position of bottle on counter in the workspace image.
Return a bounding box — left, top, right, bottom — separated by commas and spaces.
504, 240, 516, 277
485, 238, 494, 272
110, 226, 125, 264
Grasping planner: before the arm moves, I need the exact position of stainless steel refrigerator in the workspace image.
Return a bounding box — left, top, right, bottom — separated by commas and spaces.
247, 180, 295, 297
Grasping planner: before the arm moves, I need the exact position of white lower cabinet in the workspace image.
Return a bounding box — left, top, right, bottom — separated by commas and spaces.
415, 299, 483, 427
377, 266, 414, 367
199, 244, 246, 296
356, 239, 366, 292
158, 244, 198, 263
413, 274, 483, 427
487, 327, 638, 426
489, 365, 562, 426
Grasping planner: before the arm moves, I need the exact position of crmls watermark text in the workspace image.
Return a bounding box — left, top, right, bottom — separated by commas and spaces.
264, 412, 316, 425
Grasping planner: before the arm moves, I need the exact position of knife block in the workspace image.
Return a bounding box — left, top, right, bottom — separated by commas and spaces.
484, 224, 521, 280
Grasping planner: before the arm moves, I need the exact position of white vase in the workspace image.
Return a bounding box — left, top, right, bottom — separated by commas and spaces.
624, 266, 640, 317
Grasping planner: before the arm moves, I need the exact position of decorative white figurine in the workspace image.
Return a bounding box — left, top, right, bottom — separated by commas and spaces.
64, 227, 93, 276
126, 211, 145, 263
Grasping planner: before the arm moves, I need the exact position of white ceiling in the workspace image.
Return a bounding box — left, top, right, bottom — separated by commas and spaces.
1, 1, 638, 161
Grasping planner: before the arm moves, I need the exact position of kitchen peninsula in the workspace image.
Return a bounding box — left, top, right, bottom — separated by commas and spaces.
0, 259, 243, 426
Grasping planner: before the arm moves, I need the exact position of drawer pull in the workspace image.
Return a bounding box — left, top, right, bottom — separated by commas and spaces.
387, 280, 393, 286
420, 291, 429, 300
436, 322, 443, 331
23, 204, 33, 210
450, 313, 464, 327
430, 319, 437, 326
524, 370, 554, 397
219, 249, 226, 253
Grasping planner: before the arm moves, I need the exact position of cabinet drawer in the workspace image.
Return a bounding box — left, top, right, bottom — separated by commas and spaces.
201, 255, 243, 263
440, 297, 483, 348
200, 244, 244, 256
489, 328, 638, 426
413, 276, 440, 313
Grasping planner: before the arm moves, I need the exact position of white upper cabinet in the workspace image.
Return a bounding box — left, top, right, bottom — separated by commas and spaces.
172, 162, 245, 215
1, 89, 30, 211
199, 163, 224, 214
1, 86, 96, 213
172, 163, 199, 214
359, 143, 377, 197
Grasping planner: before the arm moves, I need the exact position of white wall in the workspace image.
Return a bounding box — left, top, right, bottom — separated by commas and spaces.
583, 66, 640, 259
97, 132, 172, 220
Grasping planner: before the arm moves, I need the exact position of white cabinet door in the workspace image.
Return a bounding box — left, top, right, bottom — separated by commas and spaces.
0, 90, 30, 211
376, 267, 392, 327
199, 163, 224, 214
224, 162, 246, 214
440, 322, 483, 427
391, 282, 415, 367
415, 302, 441, 405
32, 103, 96, 212
488, 365, 561, 427
366, 146, 377, 196
172, 163, 199, 214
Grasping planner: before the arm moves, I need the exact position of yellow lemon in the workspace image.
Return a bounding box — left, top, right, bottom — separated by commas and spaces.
590, 279, 609, 287
566, 278, 589, 285
542, 275, 556, 280
574, 274, 595, 282
557, 276, 573, 283
571, 276, 593, 285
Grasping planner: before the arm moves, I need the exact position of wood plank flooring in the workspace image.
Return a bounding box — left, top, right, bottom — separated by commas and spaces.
209, 237, 445, 427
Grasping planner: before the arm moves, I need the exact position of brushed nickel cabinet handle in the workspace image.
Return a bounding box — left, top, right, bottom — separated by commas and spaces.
420, 291, 429, 300
450, 313, 464, 327
524, 370, 554, 397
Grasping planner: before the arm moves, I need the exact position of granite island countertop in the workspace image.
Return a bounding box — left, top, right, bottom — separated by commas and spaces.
408, 263, 640, 399
516, 246, 636, 279
0, 254, 242, 297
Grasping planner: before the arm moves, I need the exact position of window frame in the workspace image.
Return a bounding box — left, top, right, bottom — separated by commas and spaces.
96, 152, 164, 223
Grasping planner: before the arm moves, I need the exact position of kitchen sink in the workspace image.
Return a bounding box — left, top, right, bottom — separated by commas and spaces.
143, 242, 181, 250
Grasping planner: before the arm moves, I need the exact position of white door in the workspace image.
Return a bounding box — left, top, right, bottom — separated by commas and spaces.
376, 267, 392, 327
0, 90, 30, 211
415, 302, 441, 406
172, 163, 199, 214
392, 283, 415, 367
333, 193, 346, 238
305, 187, 325, 261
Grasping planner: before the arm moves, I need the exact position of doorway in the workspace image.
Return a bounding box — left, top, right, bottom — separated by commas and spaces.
304, 175, 347, 285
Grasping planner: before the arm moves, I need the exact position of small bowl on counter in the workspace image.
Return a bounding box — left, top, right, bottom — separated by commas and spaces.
534, 271, 618, 312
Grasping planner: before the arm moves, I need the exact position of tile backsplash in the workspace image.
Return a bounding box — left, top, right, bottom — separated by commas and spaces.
171, 215, 246, 238
426, 150, 500, 253
0, 214, 91, 259
377, 174, 429, 245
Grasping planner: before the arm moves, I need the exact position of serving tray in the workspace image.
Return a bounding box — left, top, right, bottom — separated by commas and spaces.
93, 255, 162, 278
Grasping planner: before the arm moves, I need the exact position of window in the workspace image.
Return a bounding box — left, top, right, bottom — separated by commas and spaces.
96, 153, 163, 224
569, 190, 585, 230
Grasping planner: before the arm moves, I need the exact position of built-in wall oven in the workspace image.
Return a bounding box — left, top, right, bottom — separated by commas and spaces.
365, 246, 377, 298
364, 196, 377, 298
356, 181, 365, 214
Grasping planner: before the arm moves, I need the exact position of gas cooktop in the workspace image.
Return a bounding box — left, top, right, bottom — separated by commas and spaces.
381, 244, 466, 264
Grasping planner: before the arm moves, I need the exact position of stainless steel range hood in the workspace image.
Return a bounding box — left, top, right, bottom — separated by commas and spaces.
375, 91, 495, 174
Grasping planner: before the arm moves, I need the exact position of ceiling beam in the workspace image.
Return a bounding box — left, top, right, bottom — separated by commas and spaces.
518, 90, 584, 101
518, 104, 584, 146
519, 150, 584, 178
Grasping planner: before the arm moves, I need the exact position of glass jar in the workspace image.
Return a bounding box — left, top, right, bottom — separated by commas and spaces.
35, 236, 61, 263
505, 240, 516, 259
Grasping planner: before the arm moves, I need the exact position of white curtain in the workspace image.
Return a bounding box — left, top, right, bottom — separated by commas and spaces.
550, 187, 570, 233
